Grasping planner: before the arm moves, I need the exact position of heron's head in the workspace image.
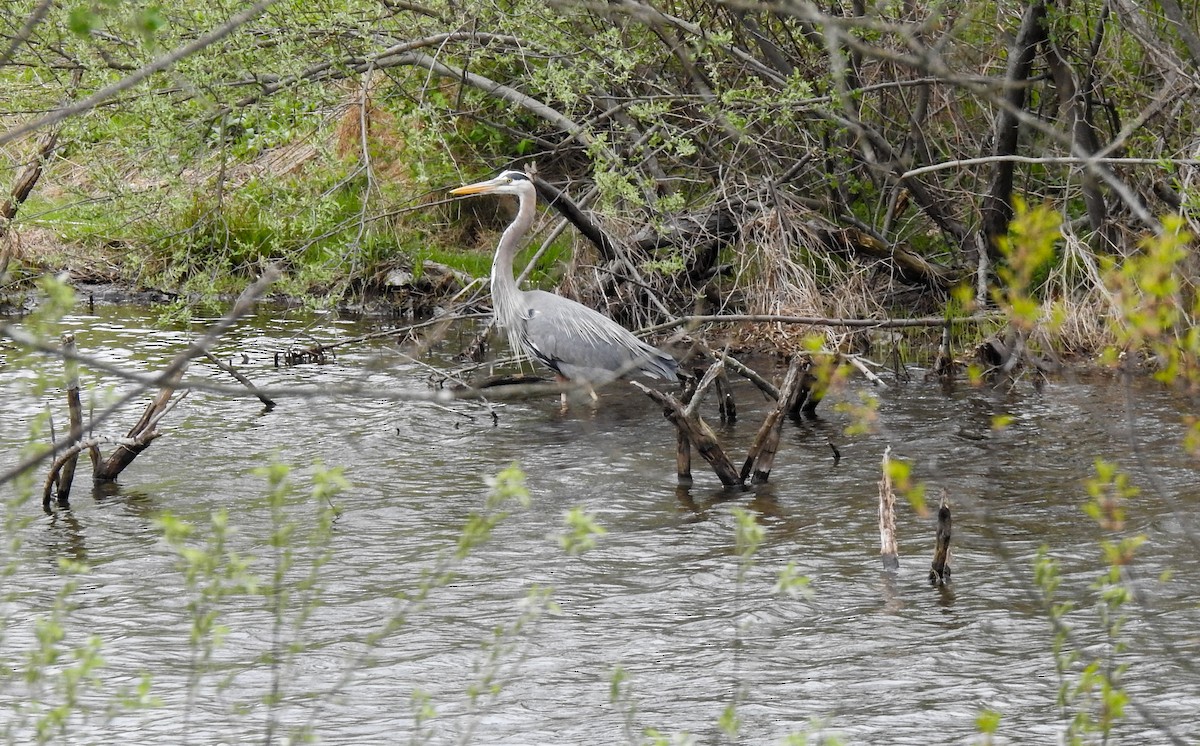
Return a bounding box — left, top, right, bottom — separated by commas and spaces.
449, 170, 532, 197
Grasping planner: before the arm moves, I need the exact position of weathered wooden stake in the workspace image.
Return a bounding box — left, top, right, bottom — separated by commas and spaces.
741, 357, 807, 484
674, 373, 699, 485
929, 492, 952, 585
878, 446, 899, 570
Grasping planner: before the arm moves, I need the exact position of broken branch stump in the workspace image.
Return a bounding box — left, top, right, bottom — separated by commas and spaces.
715, 372, 736, 423
933, 320, 954, 381
929, 492, 952, 585
676, 431, 692, 487
879, 446, 899, 571
93, 368, 186, 482
673, 374, 700, 485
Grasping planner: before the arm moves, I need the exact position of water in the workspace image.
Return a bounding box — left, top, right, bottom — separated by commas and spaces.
1, 304, 1198, 744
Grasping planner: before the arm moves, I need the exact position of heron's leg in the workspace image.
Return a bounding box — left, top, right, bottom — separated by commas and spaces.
556, 374, 570, 413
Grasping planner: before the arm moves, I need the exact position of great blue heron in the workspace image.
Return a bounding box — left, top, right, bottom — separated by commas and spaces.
450, 170, 678, 386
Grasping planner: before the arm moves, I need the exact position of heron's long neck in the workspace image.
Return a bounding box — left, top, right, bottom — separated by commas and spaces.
490, 186, 536, 334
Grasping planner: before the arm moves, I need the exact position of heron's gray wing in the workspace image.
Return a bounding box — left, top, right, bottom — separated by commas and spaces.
521, 290, 677, 382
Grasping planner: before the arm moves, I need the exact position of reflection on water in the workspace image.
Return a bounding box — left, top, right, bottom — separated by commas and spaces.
1, 304, 1199, 744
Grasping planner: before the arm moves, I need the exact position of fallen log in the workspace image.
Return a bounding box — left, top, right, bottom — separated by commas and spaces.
814, 223, 959, 291
645, 312, 1000, 335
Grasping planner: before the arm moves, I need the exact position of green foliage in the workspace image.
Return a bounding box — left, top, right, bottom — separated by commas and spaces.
774, 561, 813, 599
1035, 459, 1153, 744
836, 391, 880, 437
0, 398, 159, 740
975, 708, 1002, 744
1083, 459, 1139, 531
1101, 217, 1198, 384
10, 559, 111, 744
717, 702, 741, 738
993, 198, 1063, 329
458, 462, 530, 558
559, 506, 607, 555
731, 506, 764, 583
2, 0, 1198, 342
252, 458, 346, 740
882, 454, 928, 515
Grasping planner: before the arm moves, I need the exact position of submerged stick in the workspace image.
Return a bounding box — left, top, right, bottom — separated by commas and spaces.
676, 430, 693, 486
684, 359, 725, 419
43, 435, 154, 513
933, 320, 954, 381
719, 351, 780, 401
846, 354, 887, 388
929, 492, 952, 585
879, 446, 899, 571
715, 372, 736, 423
204, 351, 275, 410
284, 311, 491, 365
54, 334, 84, 508
741, 357, 808, 484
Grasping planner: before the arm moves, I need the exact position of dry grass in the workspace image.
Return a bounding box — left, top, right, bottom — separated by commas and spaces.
333, 78, 411, 183
725, 204, 891, 352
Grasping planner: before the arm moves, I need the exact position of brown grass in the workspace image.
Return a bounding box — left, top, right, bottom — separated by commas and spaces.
333, 77, 410, 183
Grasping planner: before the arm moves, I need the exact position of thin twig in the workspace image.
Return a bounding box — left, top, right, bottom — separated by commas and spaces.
684, 359, 725, 419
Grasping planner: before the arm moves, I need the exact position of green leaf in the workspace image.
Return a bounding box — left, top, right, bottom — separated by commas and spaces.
67, 7, 97, 36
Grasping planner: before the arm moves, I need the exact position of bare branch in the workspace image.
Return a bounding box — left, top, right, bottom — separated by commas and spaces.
902, 155, 1200, 180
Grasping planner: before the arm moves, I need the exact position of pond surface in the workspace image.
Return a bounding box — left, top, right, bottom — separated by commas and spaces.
1, 303, 1198, 744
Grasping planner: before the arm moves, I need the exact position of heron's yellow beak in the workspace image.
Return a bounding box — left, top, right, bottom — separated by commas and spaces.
449, 181, 496, 196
